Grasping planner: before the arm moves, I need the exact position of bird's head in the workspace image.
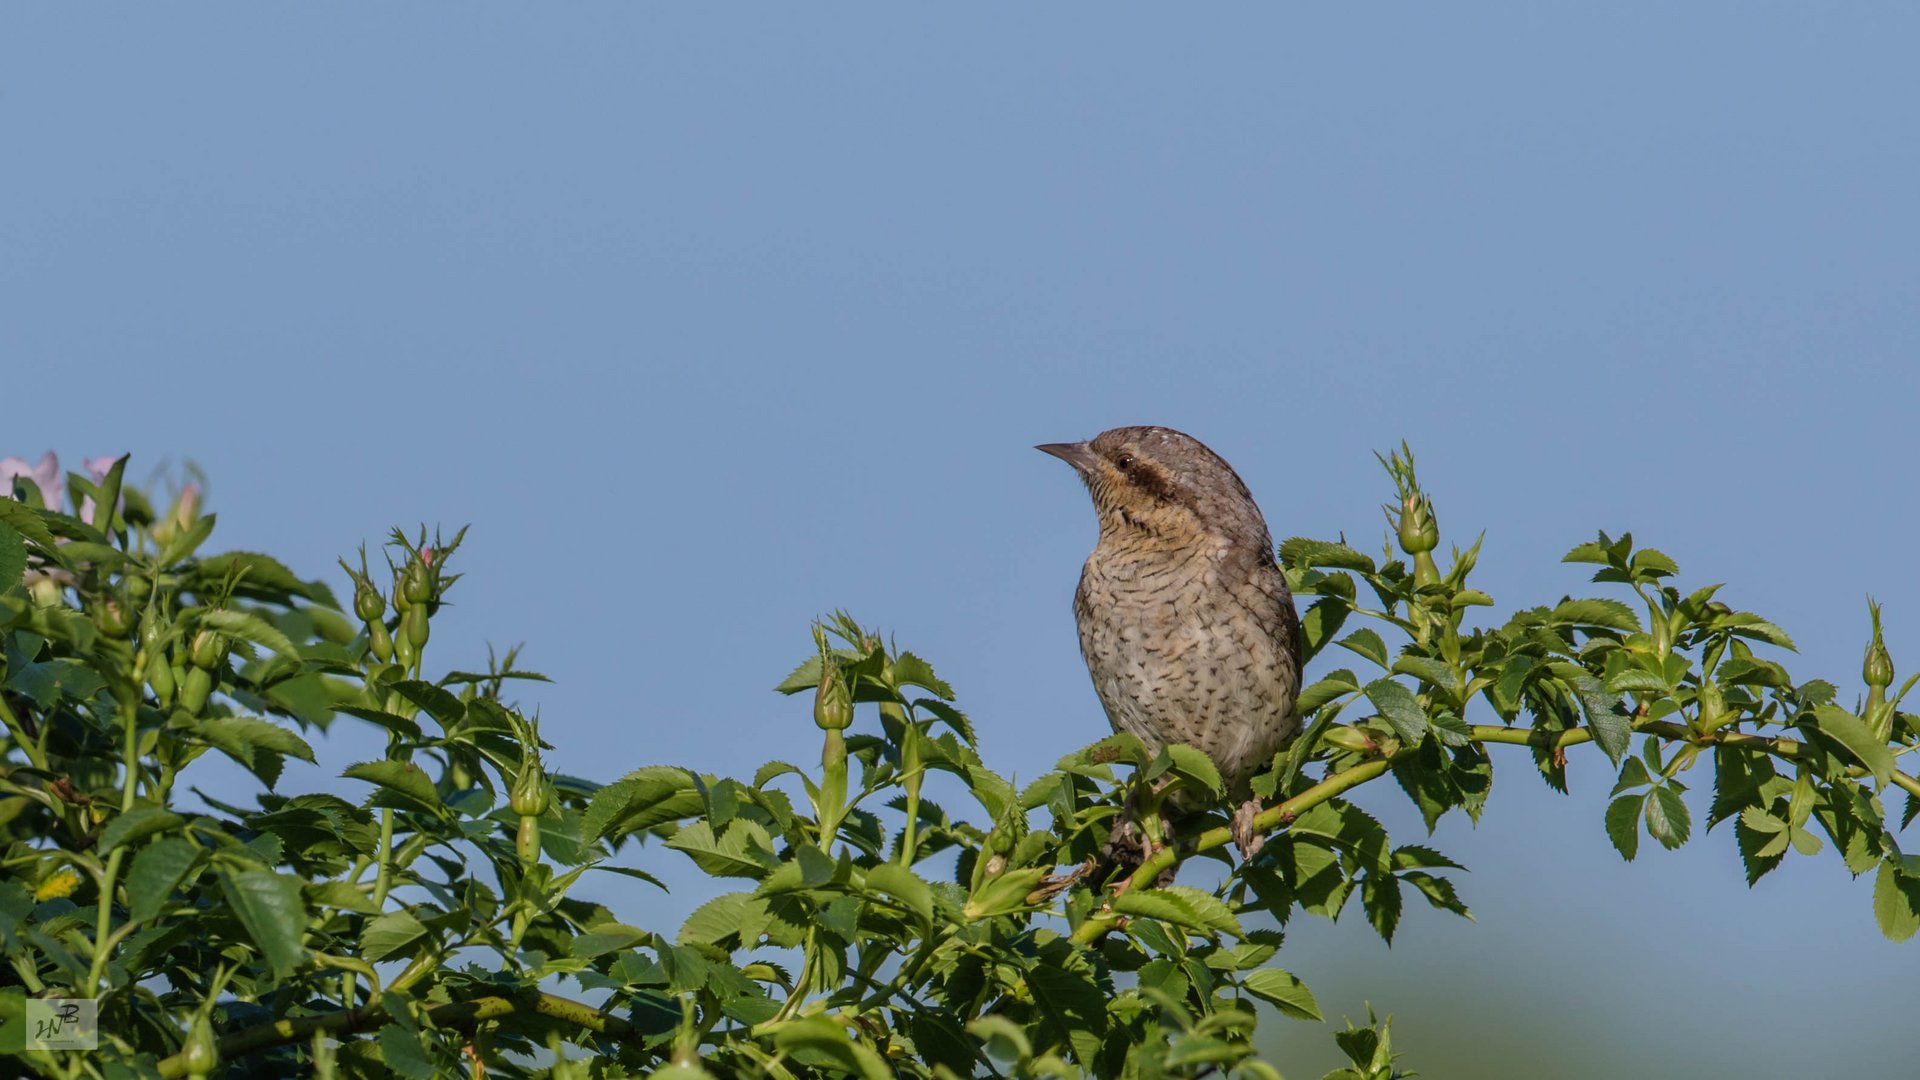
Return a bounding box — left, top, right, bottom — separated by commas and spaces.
1037, 425, 1271, 550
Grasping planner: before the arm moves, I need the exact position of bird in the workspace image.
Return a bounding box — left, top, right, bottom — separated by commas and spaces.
1038, 425, 1302, 865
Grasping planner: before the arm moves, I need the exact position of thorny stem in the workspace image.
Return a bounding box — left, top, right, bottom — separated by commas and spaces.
1067, 716, 1920, 944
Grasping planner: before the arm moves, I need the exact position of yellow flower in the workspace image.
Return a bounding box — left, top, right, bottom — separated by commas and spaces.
34, 867, 81, 902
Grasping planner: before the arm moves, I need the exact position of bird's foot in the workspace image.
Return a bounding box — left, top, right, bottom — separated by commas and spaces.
1031, 858, 1095, 903
1231, 797, 1266, 861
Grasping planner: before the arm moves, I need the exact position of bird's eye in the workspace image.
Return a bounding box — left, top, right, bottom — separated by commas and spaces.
1115, 454, 1135, 472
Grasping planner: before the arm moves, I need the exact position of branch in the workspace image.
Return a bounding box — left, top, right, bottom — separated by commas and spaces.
1067, 717, 1920, 945
153, 990, 655, 1077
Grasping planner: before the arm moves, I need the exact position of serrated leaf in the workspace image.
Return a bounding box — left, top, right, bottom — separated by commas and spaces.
1363, 678, 1427, 744
773, 655, 824, 694
774, 1015, 892, 1080
1280, 537, 1376, 573
1112, 885, 1243, 937
1605, 794, 1644, 861
0, 524, 23, 592
1874, 860, 1920, 942
360, 909, 429, 961
1362, 873, 1402, 944
891, 651, 953, 699
387, 680, 467, 729
917, 698, 976, 746
1606, 668, 1670, 694
1337, 629, 1391, 669
1716, 612, 1796, 650
1808, 705, 1895, 789
1645, 785, 1690, 849
200, 607, 300, 658
377, 1024, 437, 1080
1401, 871, 1472, 919
1561, 671, 1631, 764
221, 869, 307, 979
864, 862, 934, 926
1297, 670, 1361, 715
127, 837, 198, 924
1240, 967, 1322, 1021
1163, 743, 1224, 798
0, 499, 58, 549
1392, 656, 1461, 696
584, 766, 704, 840
1549, 598, 1641, 633
342, 760, 440, 813
98, 806, 186, 853
667, 820, 780, 879
1299, 596, 1351, 663
1609, 756, 1653, 796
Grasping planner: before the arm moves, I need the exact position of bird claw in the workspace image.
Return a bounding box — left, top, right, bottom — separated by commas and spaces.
1231, 798, 1265, 861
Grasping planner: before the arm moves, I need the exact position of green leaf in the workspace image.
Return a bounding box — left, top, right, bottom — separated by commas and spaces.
1606, 668, 1670, 694
667, 820, 781, 879
0, 498, 58, 549
1362, 873, 1402, 944
127, 838, 198, 924
1808, 705, 1895, 789
4, 657, 106, 708
1363, 678, 1428, 744
0, 524, 24, 592
360, 909, 430, 961
1716, 612, 1796, 650
1162, 743, 1225, 798
220, 869, 307, 979
773, 1015, 893, 1080
891, 651, 954, 699
388, 680, 468, 729
1280, 537, 1376, 573
1549, 598, 1642, 633
1393, 655, 1461, 697
916, 698, 976, 746
1297, 669, 1361, 715
680, 892, 755, 947
1240, 967, 1322, 1021
1609, 756, 1653, 796
864, 862, 934, 927
1112, 885, 1243, 937
1562, 670, 1631, 764
90, 453, 128, 531
1645, 785, 1691, 849
342, 760, 441, 814
194, 551, 325, 602
1337, 629, 1391, 670
1605, 794, 1644, 861
584, 766, 704, 840
200, 607, 300, 658
571, 922, 647, 958
377, 1024, 437, 1080
98, 806, 186, 853
181, 715, 316, 786
1874, 860, 1920, 942
1401, 871, 1472, 919
1299, 597, 1351, 663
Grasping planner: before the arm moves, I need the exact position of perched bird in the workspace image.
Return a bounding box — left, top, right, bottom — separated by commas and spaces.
1038, 426, 1302, 862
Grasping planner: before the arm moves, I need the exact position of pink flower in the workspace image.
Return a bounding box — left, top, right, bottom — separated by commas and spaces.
1, 451, 62, 509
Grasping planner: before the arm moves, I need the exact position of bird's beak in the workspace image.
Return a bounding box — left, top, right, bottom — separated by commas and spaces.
1035, 441, 1100, 474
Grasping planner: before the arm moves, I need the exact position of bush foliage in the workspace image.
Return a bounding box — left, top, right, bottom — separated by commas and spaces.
0, 449, 1914, 1078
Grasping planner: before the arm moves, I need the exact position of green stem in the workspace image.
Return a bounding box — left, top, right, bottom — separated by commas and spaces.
371, 808, 396, 908
85, 695, 145, 995
1068, 715, 1920, 944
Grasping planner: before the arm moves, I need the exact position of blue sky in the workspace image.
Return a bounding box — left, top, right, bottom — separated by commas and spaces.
5, 6, 1917, 1076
